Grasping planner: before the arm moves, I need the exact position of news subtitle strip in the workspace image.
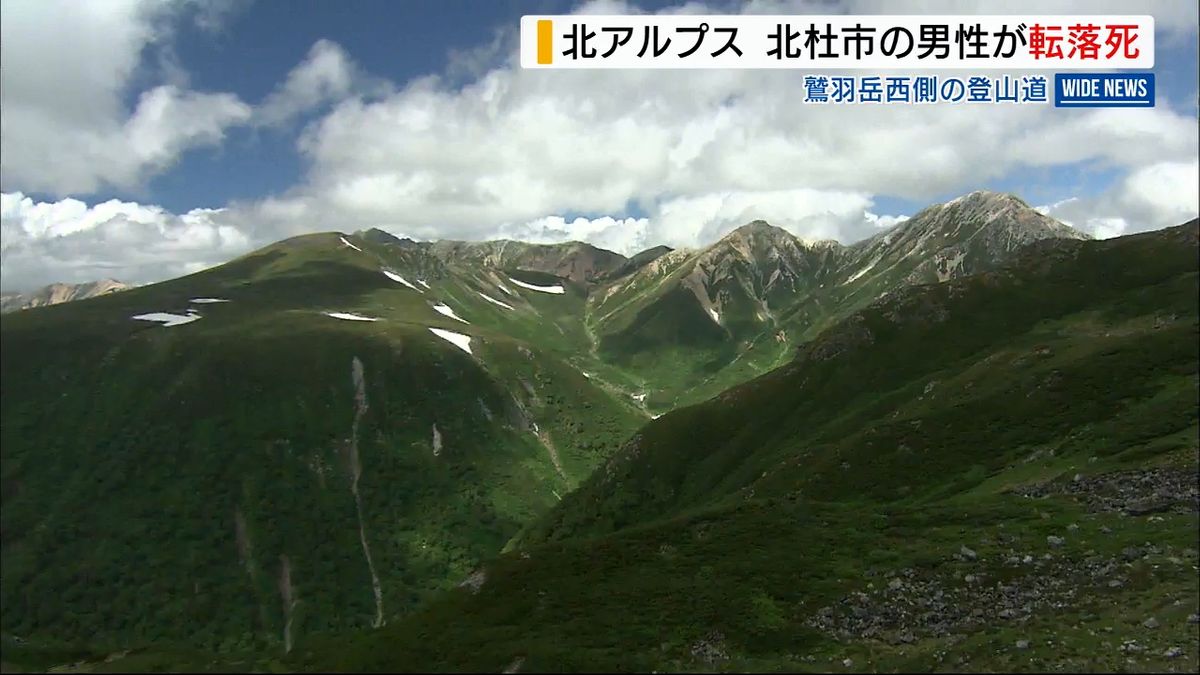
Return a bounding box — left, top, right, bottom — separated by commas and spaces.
794, 74, 1048, 104
520, 15, 1154, 70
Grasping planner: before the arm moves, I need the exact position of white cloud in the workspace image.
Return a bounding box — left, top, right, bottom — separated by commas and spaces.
258, 39, 390, 127
1037, 161, 1200, 238
0, 192, 253, 291
1, 84, 251, 195
498, 215, 651, 255
127, 86, 251, 168
238, 0, 1195, 257
0, 0, 252, 194
1118, 161, 1200, 226
651, 189, 877, 247
864, 212, 910, 230
482, 189, 908, 256
1005, 108, 1199, 168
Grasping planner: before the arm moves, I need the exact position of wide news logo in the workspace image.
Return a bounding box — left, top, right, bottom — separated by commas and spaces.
1054, 73, 1154, 107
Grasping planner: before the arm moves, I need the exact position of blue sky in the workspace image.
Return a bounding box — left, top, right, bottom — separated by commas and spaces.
1, 0, 1198, 290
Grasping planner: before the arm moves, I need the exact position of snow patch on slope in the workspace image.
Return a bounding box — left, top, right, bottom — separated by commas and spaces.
382, 270, 421, 292
339, 236, 362, 252
707, 307, 721, 324
132, 311, 201, 327
845, 259, 879, 284
417, 279, 431, 289
432, 303, 470, 324
189, 298, 229, 304
478, 292, 515, 310
324, 311, 380, 322
429, 327, 473, 354
508, 277, 565, 294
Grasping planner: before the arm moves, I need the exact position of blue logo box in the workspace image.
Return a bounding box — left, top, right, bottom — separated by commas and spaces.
1054, 73, 1155, 107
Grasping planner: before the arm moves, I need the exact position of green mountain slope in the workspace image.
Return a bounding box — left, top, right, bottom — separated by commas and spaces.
428, 238, 629, 283
0, 231, 644, 653
531, 222, 1191, 539
586, 191, 1091, 410
293, 220, 1199, 673
0, 191, 1125, 671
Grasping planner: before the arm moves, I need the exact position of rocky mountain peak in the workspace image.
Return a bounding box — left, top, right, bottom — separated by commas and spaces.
1, 278, 132, 313
430, 238, 628, 283
716, 221, 846, 254
890, 189, 1088, 245
359, 227, 419, 248
719, 220, 793, 243
944, 189, 1030, 209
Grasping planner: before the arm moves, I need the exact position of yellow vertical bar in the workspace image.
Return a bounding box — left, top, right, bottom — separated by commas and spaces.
537, 20, 553, 64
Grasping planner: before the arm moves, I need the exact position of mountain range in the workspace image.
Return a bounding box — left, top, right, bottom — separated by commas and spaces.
0, 279, 131, 314
1, 191, 1195, 673
307, 217, 1197, 673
